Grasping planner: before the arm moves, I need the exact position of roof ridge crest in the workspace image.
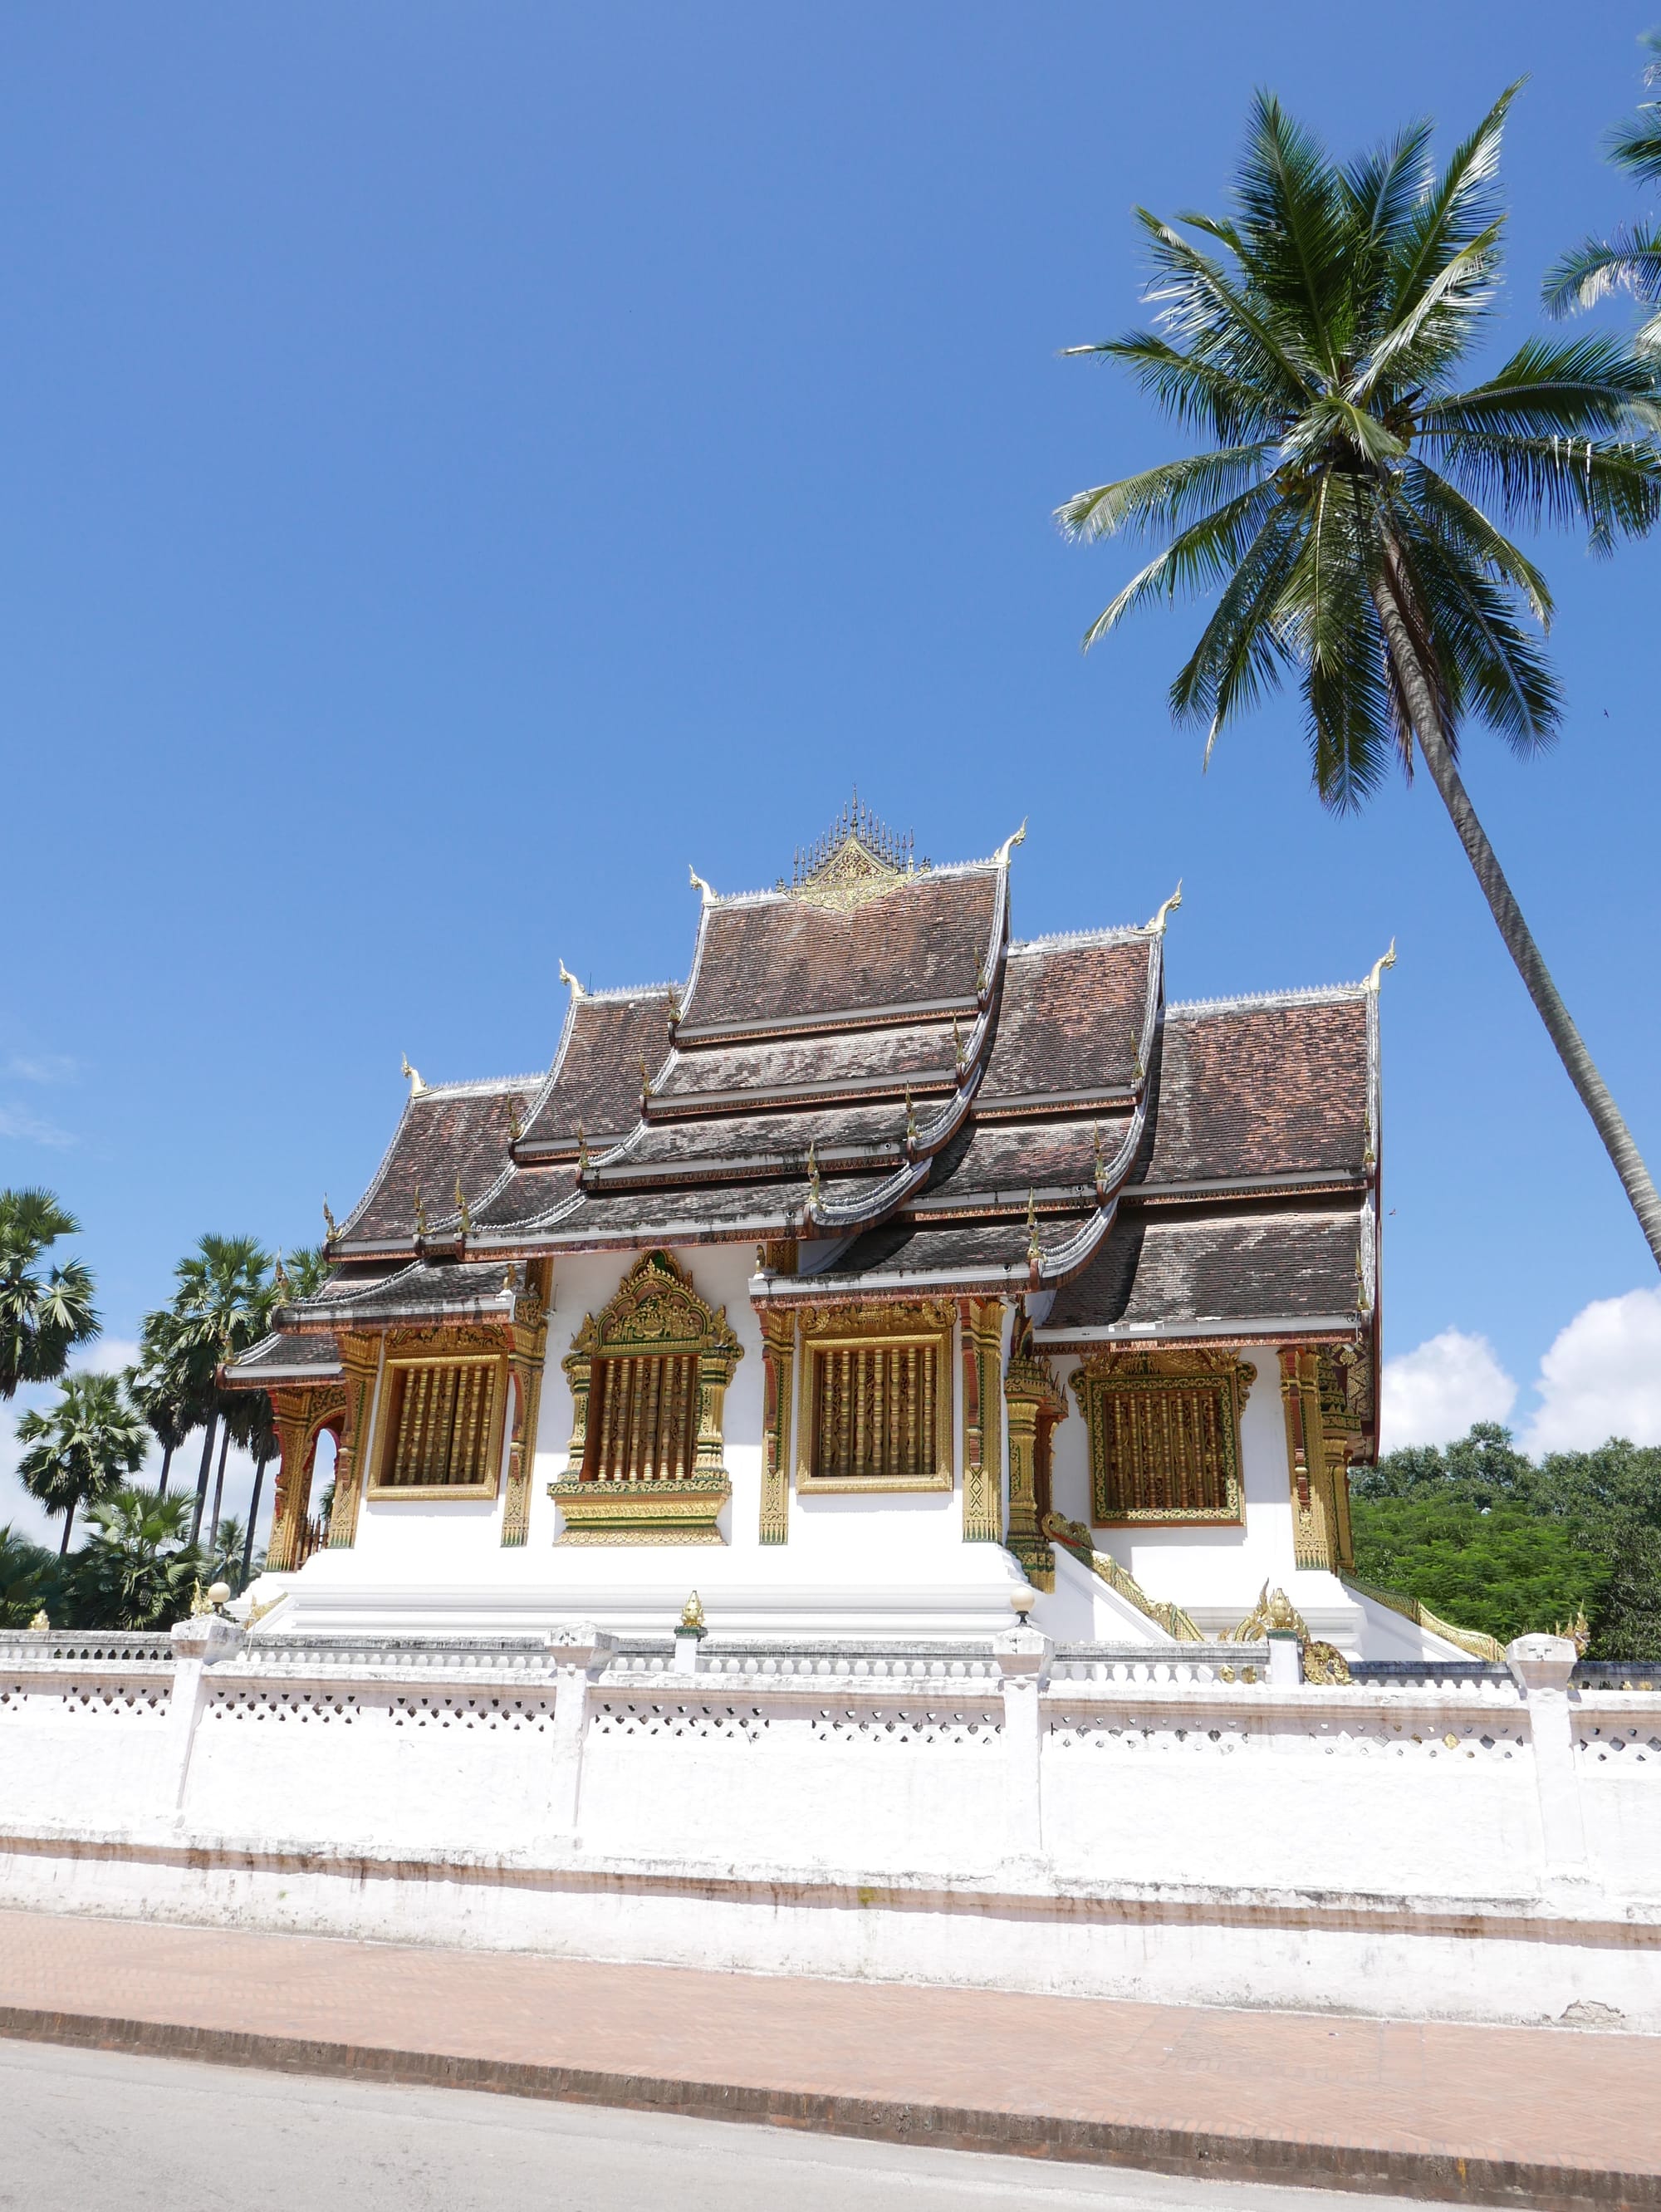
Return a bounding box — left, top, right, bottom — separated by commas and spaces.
1168, 981, 1369, 1018
1008, 925, 1149, 954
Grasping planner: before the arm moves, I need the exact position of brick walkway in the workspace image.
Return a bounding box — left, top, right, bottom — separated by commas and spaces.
1, 1908, 1658, 2204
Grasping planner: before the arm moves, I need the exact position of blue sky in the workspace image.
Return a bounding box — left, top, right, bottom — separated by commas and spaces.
5, 2, 1661, 1538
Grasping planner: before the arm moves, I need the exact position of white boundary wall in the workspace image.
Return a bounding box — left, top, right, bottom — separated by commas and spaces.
2, 1624, 1657, 2032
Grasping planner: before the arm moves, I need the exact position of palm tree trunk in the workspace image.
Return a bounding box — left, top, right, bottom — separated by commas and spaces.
1374, 563, 1661, 1269
189, 1413, 217, 1545
208, 1423, 232, 1544
57, 1498, 76, 1557
243, 1449, 269, 1585
157, 1442, 174, 1499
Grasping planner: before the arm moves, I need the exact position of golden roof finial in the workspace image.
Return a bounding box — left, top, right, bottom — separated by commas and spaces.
1026, 1189, 1042, 1287
413, 1182, 429, 1236
974, 950, 988, 998
639, 1056, 654, 1101
688, 863, 716, 904
995, 818, 1028, 866
558, 958, 586, 999
272, 1249, 289, 1293
453, 1178, 471, 1237
1366, 937, 1397, 992
1093, 1120, 1108, 1197
576, 1122, 590, 1173
953, 1013, 967, 1078
904, 1085, 918, 1146
321, 1196, 339, 1241
400, 1053, 426, 1097
806, 1140, 821, 1212
1145, 879, 1183, 934
508, 1100, 523, 1142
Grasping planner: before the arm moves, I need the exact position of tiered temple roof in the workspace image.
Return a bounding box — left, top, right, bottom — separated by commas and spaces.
240, 806, 1383, 1443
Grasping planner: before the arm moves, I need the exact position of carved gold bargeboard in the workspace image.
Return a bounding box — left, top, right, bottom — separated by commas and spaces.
1070, 1350, 1252, 1526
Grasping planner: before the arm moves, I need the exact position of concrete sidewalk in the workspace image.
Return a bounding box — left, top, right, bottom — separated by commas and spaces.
0, 1908, 1656, 2208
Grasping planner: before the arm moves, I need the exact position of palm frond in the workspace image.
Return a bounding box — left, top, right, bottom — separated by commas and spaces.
1230, 89, 1350, 381
1541, 225, 1661, 318
1058, 332, 1283, 442
1394, 517, 1560, 754
1078, 481, 1281, 647
1608, 102, 1661, 188
1401, 459, 1552, 620
1418, 334, 1661, 437
1347, 223, 1502, 401
1386, 82, 1521, 325
1341, 118, 1436, 247
1166, 506, 1307, 743
1054, 445, 1273, 543
1133, 209, 1319, 407
1428, 432, 1661, 552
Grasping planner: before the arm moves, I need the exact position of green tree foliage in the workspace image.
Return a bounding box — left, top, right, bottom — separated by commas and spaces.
0, 1189, 98, 1400
1353, 1423, 1661, 1656
165, 1234, 275, 1543
14, 1372, 149, 1555
0, 1524, 61, 1627
1545, 31, 1661, 354
64, 1488, 204, 1631
1057, 88, 1661, 1264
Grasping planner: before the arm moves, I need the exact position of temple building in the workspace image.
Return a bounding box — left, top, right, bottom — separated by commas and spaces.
229, 803, 1486, 1660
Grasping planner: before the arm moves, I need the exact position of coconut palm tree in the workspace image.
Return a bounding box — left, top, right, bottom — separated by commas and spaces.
1057, 87, 1661, 1268
15, 1373, 150, 1554
67, 1488, 203, 1630
0, 1189, 98, 1400
1544, 32, 1661, 353
168, 1234, 274, 1543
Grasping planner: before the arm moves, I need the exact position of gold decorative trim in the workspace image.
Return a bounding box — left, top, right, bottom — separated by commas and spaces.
501, 1260, 551, 1547
1222, 1581, 1351, 1684
1280, 1347, 1340, 1570
556, 1252, 742, 1545
1071, 1349, 1252, 1527
759, 1310, 794, 1544
1004, 1318, 1067, 1588
326, 1332, 380, 1548
365, 1331, 510, 1501
1042, 1514, 1204, 1640
959, 1298, 1003, 1543
548, 1475, 730, 1544
1341, 1575, 1505, 1664
266, 1382, 346, 1572
796, 1300, 954, 1493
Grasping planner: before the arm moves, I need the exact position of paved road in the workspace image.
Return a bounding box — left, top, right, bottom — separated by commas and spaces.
1, 2038, 1454, 2212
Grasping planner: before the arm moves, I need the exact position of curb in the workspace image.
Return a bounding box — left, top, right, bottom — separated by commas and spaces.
2, 2003, 1654, 2212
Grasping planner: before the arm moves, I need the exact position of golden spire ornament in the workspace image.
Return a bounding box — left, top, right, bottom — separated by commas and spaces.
413, 1182, 429, 1237
321, 1197, 339, 1241
576, 1123, 590, 1174
454, 1179, 471, 1237
806, 1140, 821, 1212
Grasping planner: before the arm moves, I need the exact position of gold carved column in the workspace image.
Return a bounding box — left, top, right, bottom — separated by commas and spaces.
759, 1310, 795, 1544
1003, 1319, 1067, 1590
326, 1332, 381, 1549
501, 1264, 551, 1547
959, 1297, 1004, 1543
1279, 1346, 1340, 1572
266, 1384, 342, 1572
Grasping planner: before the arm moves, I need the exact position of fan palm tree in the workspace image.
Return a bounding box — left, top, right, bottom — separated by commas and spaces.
15, 1372, 150, 1554
1057, 87, 1661, 1267
0, 1189, 98, 1400
1544, 32, 1661, 353
67, 1488, 203, 1630
125, 1308, 198, 1498
169, 1234, 274, 1543
0, 1524, 59, 1627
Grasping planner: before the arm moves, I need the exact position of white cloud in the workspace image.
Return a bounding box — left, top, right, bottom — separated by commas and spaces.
1522, 1287, 1661, 1454
5, 1053, 77, 1084
0, 1105, 76, 1148
1381, 1328, 1517, 1450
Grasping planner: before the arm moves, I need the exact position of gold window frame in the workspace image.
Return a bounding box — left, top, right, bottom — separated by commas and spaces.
1070, 1350, 1252, 1528
368, 1344, 509, 1502
795, 1302, 954, 1494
